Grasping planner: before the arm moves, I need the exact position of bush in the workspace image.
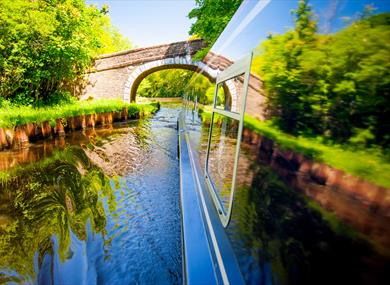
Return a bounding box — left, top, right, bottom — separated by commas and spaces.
348, 128, 375, 148
35, 91, 76, 107
0, 0, 132, 106
253, 1, 390, 147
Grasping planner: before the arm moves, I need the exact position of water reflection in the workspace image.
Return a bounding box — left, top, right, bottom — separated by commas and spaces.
230, 161, 389, 285
0, 146, 113, 284
0, 106, 182, 284
187, 109, 389, 284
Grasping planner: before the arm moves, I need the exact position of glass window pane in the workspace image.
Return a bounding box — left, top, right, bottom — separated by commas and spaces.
215, 75, 245, 113
207, 114, 239, 212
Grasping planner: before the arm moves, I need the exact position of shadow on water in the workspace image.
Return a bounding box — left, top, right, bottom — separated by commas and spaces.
0, 105, 182, 285
230, 162, 389, 285
191, 109, 390, 285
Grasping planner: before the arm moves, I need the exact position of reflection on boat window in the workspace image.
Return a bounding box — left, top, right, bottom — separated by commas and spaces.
181, 0, 390, 283
206, 114, 239, 213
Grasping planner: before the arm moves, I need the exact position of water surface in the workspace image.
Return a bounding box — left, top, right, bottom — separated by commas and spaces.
183, 106, 390, 285
0, 106, 182, 285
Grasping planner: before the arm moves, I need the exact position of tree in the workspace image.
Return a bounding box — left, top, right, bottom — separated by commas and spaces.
253, 0, 390, 147
254, 0, 317, 133
301, 12, 390, 143
293, 0, 317, 41
137, 69, 212, 102
0, 0, 132, 106
188, 0, 243, 59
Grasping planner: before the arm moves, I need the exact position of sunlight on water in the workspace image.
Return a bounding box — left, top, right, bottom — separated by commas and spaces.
0, 105, 182, 285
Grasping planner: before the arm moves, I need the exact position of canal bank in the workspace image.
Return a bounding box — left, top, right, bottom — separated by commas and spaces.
0, 100, 159, 150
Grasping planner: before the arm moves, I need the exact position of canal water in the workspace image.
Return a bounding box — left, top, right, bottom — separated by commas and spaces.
183, 105, 390, 285
0, 105, 182, 284
1, 104, 389, 284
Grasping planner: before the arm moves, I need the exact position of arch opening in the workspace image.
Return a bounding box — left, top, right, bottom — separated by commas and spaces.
123, 57, 238, 109
130, 64, 214, 102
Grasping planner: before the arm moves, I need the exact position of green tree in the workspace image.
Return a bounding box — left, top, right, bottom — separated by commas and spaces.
254, 0, 317, 133
299, 12, 390, 143
254, 0, 390, 147
188, 0, 243, 59
0, 0, 131, 106
137, 69, 212, 102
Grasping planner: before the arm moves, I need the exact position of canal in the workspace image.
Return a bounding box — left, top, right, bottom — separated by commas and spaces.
0, 105, 182, 285
0, 103, 389, 284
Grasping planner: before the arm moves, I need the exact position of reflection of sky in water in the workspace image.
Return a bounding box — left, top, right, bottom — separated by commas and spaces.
211, 0, 390, 61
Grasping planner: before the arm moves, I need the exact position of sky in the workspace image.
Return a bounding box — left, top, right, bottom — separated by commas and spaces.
212, 0, 390, 61
85, 0, 390, 60
86, 0, 196, 48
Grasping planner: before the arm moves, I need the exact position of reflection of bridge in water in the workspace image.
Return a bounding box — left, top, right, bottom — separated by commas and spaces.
83, 39, 266, 119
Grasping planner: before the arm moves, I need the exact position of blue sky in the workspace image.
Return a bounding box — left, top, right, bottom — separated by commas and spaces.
86, 0, 196, 47
212, 0, 390, 61
86, 0, 390, 55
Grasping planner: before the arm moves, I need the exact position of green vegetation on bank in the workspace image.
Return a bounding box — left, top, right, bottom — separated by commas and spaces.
0, 0, 132, 105
0, 99, 159, 128
252, 0, 390, 148
199, 108, 390, 188
244, 116, 390, 189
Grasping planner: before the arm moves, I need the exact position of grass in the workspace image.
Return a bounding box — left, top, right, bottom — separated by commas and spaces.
199, 108, 390, 189
0, 99, 160, 128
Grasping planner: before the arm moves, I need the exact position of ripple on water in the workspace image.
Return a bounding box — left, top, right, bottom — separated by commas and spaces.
0, 106, 182, 284
89, 106, 182, 285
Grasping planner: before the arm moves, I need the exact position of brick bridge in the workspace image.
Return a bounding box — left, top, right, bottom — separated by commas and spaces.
83, 39, 265, 118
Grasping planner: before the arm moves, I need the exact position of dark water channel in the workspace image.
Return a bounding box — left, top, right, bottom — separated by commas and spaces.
0, 106, 182, 284
184, 106, 390, 285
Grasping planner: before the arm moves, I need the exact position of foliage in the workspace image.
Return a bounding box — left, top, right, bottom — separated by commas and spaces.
202, 85, 225, 106
243, 115, 390, 189
252, 0, 318, 133
0, 146, 115, 282
199, 107, 390, 188
138, 70, 194, 98
137, 69, 213, 102
253, 0, 390, 147
188, 0, 243, 59
137, 68, 227, 106
0, 0, 132, 105
0, 100, 159, 128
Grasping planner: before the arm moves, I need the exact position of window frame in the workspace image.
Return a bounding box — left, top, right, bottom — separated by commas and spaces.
204, 52, 253, 227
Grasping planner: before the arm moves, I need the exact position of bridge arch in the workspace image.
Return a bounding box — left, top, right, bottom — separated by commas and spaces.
123, 55, 238, 109
84, 40, 265, 115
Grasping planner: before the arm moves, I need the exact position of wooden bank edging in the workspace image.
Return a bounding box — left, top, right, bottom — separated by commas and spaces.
241, 127, 390, 218
0, 108, 146, 150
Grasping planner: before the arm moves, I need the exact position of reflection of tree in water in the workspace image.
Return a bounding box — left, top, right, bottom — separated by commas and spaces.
231, 163, 388, 285
0, 146, 116, 283
130, 119, 152, 148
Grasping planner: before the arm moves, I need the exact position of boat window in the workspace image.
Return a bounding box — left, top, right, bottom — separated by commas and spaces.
204, 53, 252, 227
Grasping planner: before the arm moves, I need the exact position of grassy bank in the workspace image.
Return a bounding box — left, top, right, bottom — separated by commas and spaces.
246, 117, 390, 189
0, 99, 160, 128
200, 109, 390, 189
